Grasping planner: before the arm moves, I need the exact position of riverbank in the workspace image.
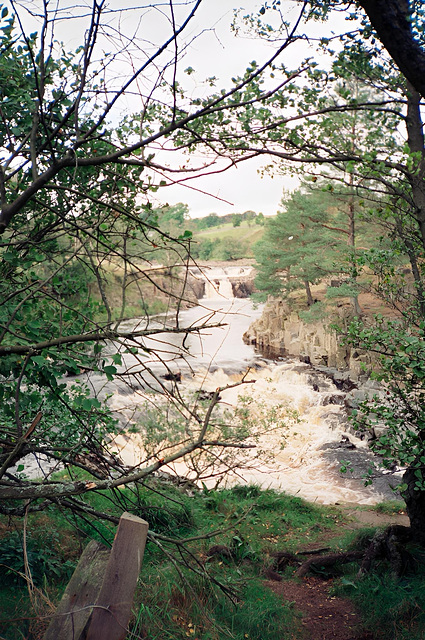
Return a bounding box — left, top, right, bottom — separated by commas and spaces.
1, 481, 419, 640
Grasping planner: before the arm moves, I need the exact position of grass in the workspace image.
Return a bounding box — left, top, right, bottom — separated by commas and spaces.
1, 483, 422, 640
0, 481, 336, 639
372, 500, 406, 516
196, 221, 264, 245
334, 550, 425, 640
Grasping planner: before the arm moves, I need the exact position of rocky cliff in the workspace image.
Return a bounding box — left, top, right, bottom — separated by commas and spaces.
244, 299, 374, 381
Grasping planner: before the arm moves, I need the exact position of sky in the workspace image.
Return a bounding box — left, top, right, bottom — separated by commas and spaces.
10, 0, 348, 219
140, 0, 346, 218
154, 0, 304, 217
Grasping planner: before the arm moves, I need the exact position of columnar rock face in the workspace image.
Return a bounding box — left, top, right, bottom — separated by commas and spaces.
243, 299, 374, 380
186, 272, 206, 301
229, 275, 255, 298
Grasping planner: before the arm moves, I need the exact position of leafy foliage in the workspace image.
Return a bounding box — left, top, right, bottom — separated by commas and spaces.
0, 2, 276, 518
254, 186, 364, 304
347, 316, 425, 489
0, 529, 75, 586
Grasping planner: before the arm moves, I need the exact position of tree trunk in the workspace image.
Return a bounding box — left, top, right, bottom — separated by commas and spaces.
304, 280, 314, 306
402, 464, 425, 546
358, 0, 425, 99
347, 114, 362, 316
350, 295, 362, 316
405, 82, 425, 252
402, 233, 425, 318
348, 194, 362, 315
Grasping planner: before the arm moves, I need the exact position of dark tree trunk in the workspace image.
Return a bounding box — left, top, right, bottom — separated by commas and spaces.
304, 280, 314, 306
346, 112, 362, 317
358, 0, 425, 99
405, 82, 425, 251
393, 215, 425, 317
402, 464, 425, 546
404, 238, 425, 318
347, 190, 362, 316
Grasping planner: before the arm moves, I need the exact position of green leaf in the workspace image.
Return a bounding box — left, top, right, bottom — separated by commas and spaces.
103, 365, 117, 380
340, 577, 357, 589
82, 397, 101, 411
178, 229, 193, 240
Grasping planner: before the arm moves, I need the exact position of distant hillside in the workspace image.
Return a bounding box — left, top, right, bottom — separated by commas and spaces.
191, 210, 264, 230
196, 220, 264, 243
192, 220, 265, 260
152, 204, 268, 261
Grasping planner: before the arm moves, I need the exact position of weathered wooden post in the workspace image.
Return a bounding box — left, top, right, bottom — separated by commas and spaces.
86, 512, 148, 640
44, 512, 148, 640
43, 539, 110, 640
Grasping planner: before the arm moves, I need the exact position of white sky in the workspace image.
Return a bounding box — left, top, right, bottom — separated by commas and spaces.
10, 0, 349, 218
157, 0, 301, 217
143, 0, 347, 217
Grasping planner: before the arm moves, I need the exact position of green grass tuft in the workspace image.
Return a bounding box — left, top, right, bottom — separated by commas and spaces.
335, 563, 425, 640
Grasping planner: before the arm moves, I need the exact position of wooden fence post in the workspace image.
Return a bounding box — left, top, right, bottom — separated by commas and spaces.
43, 512, 148, 640
85, 512, 148, 640
43, 539, 110, 640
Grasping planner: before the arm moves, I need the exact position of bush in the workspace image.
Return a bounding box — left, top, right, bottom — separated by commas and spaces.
0, 530, 75, 586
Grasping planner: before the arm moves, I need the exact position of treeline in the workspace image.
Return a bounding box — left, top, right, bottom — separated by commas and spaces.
192, 210, 265, 229
154, 204, 265, 231
151, 204, 265, 261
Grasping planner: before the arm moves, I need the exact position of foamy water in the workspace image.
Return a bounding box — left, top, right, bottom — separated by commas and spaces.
109, 361, 397, 505
17, 267, 400, 504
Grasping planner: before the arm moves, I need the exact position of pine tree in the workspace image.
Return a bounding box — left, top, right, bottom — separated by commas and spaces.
254, 187, 354, 306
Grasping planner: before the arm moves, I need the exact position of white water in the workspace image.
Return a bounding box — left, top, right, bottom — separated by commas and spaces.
20, 265, 400, 504
111, 359, 394, 505
105, 266, 398, 505
189, 265, 254, 300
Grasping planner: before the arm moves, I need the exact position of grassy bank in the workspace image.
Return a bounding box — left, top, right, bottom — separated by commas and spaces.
0, 481, 423, 640
0, 482, 335, 639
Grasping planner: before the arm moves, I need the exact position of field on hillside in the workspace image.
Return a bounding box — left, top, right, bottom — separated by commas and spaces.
196, 220, 264, 244
192, 220, 265, 259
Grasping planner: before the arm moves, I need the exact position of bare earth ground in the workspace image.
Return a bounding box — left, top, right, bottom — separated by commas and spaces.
265, 509, 409, 640
268, 577, 373, 640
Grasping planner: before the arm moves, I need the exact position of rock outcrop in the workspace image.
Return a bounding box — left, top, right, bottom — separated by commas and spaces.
186, 271, 206, 300
229, 275, 255, 298
243, 299, 375, 380
187, 265, 256, 300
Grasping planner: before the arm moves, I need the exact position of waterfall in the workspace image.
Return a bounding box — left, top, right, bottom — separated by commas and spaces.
204, 274, 233, 299
189, 265, 254, 300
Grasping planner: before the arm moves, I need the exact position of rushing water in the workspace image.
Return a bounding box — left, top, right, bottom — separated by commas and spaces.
22, 266, 401, 504
106, 267, 400, 505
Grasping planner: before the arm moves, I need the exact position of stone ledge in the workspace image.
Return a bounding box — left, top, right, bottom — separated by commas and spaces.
244, 299, 374, 380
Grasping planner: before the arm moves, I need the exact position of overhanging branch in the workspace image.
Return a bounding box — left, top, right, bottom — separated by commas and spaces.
0, 322, 226, 356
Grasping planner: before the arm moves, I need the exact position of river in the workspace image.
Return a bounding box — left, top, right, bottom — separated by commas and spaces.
102, 266, 401, 506
19, 265, 400, 503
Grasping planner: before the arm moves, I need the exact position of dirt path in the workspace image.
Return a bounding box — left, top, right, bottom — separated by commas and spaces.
265, 508, 409, 639
268, 577, 373, 640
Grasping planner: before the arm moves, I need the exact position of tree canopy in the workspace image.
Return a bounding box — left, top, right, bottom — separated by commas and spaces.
2, 0, 425, 561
